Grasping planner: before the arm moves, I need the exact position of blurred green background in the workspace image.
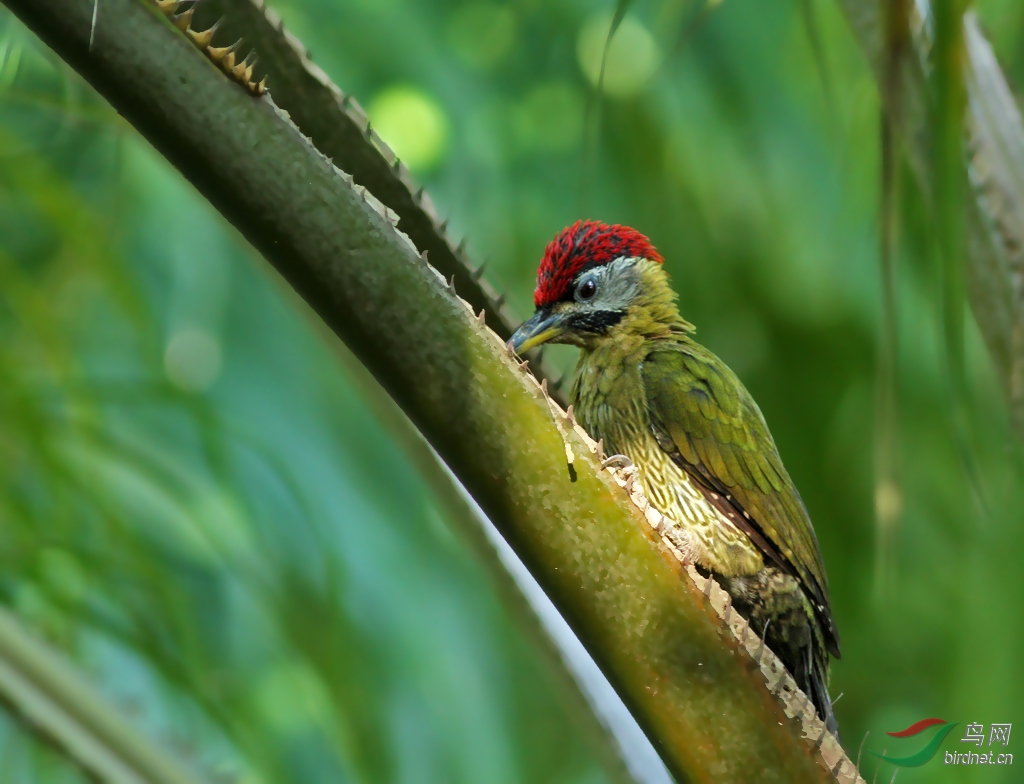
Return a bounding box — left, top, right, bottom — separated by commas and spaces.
1, 0, 1023, 781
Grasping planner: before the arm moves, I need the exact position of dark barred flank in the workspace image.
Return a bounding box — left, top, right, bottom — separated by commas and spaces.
151, 0, 267, 95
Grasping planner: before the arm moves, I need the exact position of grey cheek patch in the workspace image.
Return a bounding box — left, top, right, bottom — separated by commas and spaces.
591, 258, 641, 313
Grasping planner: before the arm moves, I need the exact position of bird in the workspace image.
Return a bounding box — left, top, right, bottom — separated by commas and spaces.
509, 219, 841, 735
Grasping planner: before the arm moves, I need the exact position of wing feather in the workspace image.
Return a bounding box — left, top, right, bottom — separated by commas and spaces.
643, 344, 840, 656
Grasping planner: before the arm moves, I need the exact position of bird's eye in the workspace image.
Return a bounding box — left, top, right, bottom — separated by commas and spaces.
577, 277, 598, 301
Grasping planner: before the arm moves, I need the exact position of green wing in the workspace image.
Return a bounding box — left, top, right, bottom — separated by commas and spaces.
642, 343, 840, 657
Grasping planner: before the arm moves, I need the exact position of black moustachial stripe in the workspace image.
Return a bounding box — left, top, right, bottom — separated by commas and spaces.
569, 310, 624, 334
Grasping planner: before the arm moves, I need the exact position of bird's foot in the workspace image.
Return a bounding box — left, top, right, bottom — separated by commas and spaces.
602, 454, 639, 492
601, 454, 633, 470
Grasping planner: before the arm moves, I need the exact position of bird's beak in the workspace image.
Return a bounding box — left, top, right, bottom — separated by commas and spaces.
508, 308, 565, 355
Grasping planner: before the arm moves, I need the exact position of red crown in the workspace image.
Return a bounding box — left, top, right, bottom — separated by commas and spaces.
534, 220, 663, 307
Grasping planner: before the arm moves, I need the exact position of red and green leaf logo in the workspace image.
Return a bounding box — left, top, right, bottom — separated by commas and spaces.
870, 718, 959, 767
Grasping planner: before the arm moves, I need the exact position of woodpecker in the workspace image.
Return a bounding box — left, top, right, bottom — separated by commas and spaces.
510, 220, 841, 735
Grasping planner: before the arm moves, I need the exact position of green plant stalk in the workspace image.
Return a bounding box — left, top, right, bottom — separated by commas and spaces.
0, 606, 204, 784
1, 0, 857, 780
933, 1, 968, 388
872, 0, 910, 599
930, 1, 990, 518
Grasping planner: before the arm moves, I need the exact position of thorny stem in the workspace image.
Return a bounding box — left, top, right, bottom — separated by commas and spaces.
186, 0, 566, 398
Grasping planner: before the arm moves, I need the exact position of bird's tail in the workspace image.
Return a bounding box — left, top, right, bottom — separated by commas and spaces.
806, 645, 838, 739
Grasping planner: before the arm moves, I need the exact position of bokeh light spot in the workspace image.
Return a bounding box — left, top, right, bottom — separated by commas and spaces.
368, 86, 450, 172
164, 327, 222, 391
514, 81, 584, 153
577, 13, 660, 98
254, 663, 330, 733
39, 548, 87, 604
447, 3, 518, 69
